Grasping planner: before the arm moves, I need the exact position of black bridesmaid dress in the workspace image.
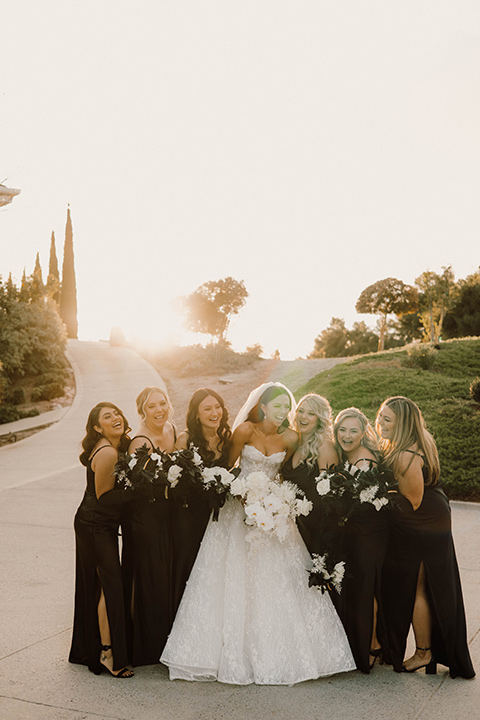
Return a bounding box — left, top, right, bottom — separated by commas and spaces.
69, 448, 129, 673
130, 436, 172, 666
382, 456, 475, 679
331, 494, 389, 673
281, 456, 323, 553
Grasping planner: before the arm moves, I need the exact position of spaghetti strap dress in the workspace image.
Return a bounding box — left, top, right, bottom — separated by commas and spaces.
130, 435, 172, 666
382, 452, 475, 678
69, 447, 129, 672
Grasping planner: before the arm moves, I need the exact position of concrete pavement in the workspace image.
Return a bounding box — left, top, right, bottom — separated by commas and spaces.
0, 340, 478, 720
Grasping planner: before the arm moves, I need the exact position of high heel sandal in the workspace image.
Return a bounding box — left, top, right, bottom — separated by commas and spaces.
99, 644, 134, 678
369, 648, 383, 669
401, 646, 436, 674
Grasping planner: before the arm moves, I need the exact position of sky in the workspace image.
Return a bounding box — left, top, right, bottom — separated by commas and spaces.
1, 1, 479, 359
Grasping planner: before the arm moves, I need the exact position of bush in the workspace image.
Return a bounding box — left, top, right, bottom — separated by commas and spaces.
4, 386, 26, 405
31, 382, 64, 401
470, 377, 480, 404
404, 343, 438, 370
0, 404, 22, 423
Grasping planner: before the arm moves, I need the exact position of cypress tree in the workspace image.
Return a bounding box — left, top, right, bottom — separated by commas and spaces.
46, 231, 61, 303
19, 267, 29, 302
31, 252, 45, 302
59, 206, 78, 339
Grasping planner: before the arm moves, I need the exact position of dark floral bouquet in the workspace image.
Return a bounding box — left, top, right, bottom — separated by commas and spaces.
115, 444, 167, 501
157, 447, 205, 505
309, 552, 346, 594
315, 460, 396, 526
200, 465, 238, 520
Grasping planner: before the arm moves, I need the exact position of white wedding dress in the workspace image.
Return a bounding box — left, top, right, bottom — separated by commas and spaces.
160, 445, 356, 684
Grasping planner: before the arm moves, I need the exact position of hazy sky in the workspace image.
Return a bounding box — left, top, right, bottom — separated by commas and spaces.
1, 1, 479, 359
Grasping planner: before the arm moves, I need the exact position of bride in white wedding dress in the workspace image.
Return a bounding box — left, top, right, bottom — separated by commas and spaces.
160, 383, 356, 684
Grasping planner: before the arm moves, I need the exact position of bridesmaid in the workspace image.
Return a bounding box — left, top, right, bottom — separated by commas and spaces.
281, 393, 338, 553
376, 396, 475, 678
69, 402, 134, 678
172, 388, 232, 615
332, 407, 389, 673
129, 386, 176, 666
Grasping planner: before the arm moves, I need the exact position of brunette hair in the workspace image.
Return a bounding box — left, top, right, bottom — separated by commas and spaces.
246, 385, 292, 431
185, 388, 231, 467
376, 396, 439, 485
333, 407, 382, 464
296, 394, 334, 468
79, 402, 131, 466
135, 386, 173, 421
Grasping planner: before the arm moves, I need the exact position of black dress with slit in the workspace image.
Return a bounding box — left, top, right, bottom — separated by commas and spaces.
382, 453, 475, 678
330, 469, 389, 674
69, 448, 129, 672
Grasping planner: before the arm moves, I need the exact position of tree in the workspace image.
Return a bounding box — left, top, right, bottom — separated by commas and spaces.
415, 266, 456, 342
443, 268, 480, 338
309, 317, 349, 358
59, 206, 78, 338
181, 277, 248, 344
46, 231, 61, 303
356, 278, 418, 351
345, 321, 379, 356
30, 252, 45, 302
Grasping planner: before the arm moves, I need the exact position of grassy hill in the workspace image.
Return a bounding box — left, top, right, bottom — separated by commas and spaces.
298, 338, 480, 501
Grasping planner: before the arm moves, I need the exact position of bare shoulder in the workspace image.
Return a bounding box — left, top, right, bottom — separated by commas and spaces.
397, 447, 423, 477
128, 436, 150, 453
233, 422, 255, 442
317, 439, 338, 468
282, 427, 298, 450
91, 444, 117, 469
175, 430, 189, 450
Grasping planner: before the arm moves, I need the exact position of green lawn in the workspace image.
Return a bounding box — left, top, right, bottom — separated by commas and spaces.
297, 338, 480, 500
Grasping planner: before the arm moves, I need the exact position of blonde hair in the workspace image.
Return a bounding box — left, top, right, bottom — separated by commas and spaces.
375, 396, 439, 485
136, 386, 173, 422
333, 407, 382, 463
295, 394, 334, 468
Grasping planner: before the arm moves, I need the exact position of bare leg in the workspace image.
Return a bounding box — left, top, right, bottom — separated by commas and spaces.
369, 596, 382, 668
403, 563, 433, 671
98, 588, 134, 677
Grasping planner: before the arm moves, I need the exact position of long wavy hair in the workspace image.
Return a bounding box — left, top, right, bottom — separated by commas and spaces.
186, 388, 231, 467
375, 396, 439, 485
79, 402, 131, 466
295, 394, 334, 468
135, 386, 173, 422
333, 407, 382, 463
246, 385, 292, 432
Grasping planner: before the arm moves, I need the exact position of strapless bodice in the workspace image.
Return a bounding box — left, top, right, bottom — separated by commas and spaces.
238, 445, 286, 480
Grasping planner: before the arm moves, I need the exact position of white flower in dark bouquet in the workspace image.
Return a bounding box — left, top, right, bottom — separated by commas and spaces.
167, 464, 182, 487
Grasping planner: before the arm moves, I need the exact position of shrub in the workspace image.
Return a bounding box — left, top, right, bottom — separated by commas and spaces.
31, 382, 64, 401
0, 404, 21, 423
4, 386, 26, 405
404, 343, 438, 370
470, 377, 480, 404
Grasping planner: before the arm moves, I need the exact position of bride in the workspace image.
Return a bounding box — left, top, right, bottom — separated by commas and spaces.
160, 383, 356, 684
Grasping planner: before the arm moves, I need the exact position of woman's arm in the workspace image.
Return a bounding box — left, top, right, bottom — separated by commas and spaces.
92, 446, 119, 499
396, 451, 424, 511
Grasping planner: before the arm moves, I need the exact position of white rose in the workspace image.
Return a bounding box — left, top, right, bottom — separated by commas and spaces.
316, 477, 331, 496
167, 464, 182, 487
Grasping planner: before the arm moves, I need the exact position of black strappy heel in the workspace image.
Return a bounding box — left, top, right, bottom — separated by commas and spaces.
99, 644, 134, 678
401, 646, 436, 674
369, 647, 383, 669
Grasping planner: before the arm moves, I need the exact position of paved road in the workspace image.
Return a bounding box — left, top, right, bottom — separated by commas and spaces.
0, 341, 478, 720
